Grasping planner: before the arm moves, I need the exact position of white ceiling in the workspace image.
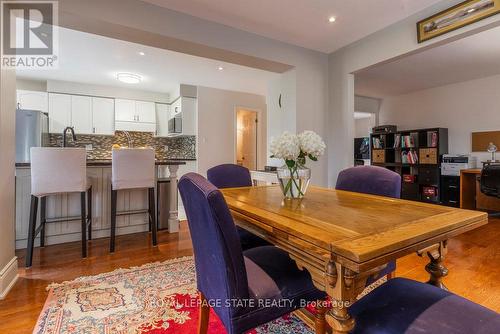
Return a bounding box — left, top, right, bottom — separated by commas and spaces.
16, 26, 278, 96
141, 0, 443, 53
355, 25, 500, 98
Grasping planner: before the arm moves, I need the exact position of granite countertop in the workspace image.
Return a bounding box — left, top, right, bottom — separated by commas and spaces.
16, 158, 196, 168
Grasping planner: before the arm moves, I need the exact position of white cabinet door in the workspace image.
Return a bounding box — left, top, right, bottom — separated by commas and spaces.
171, 98, 181, 116
71, 95, 93, 134
181, 97, 197, 136
17, 90, 48, 113
115, 99, 136, 122
92, 97, 115, 135
136, 101, 156, 123
156, 103, 169, 137
48, 93, 71, 133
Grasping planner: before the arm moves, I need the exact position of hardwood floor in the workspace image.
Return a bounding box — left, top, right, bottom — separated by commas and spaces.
0, 219, 498, 333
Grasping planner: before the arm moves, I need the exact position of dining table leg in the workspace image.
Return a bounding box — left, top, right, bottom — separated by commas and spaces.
418, 241, 449, 290
325, 261, 367, 334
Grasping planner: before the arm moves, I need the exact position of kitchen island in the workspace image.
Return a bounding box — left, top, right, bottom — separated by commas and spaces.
15, 159, 193, 250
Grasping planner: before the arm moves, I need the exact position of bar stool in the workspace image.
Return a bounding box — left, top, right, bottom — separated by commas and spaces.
27, 148, 92, 267
110, 148, 157, 252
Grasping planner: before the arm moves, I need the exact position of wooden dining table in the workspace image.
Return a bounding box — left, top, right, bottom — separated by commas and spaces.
220, 185, 488, 334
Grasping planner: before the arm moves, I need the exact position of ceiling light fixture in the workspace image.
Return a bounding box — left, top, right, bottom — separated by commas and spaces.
117, 73, 142, 84
139, 51, 145, 56
218, 66, 224, 71
328, 16, 336, 23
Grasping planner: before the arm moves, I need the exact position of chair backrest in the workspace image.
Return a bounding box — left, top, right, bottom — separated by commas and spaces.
481, 164, 500, 198
207, 164, 252, 189
336, 165, 401, 198
112, 148, 155, 190
178, 173, 249, 324
31, 147, 87, 196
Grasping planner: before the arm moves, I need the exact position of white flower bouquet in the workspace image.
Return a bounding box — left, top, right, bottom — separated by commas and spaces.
270, 130, 326, 198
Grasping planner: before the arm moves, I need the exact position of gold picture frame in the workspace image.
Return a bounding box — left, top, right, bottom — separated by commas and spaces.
417, 0, 500, 43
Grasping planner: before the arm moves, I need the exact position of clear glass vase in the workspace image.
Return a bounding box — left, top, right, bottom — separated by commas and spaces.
277, 164, 311, 199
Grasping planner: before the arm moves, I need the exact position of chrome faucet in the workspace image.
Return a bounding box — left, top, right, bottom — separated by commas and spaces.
62, 126, 77, 147
123, 131, 133, 148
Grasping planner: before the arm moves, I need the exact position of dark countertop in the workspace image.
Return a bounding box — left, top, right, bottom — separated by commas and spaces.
16, 158, 195, 168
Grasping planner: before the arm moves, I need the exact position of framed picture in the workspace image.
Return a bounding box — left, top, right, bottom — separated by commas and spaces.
417, 0, 500, 43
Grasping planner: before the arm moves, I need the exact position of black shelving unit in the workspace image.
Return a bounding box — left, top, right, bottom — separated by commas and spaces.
370, 128, 448, 204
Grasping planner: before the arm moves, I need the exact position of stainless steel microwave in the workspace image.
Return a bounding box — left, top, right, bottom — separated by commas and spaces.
168, 116, 182, 135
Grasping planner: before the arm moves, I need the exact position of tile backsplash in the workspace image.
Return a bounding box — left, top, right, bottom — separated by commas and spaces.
49, 131, 196, 160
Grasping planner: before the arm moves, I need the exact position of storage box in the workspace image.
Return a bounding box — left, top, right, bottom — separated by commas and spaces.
372, 149, 385, 163
419, 148, 438, 164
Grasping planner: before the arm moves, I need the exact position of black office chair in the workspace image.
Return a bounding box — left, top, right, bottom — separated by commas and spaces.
480, 164, 500, 217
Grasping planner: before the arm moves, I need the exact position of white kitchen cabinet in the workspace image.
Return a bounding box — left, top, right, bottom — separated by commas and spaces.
16, 90, 48, 113
181, 97, 197, 136
115, 99, 136, 122
115, 99, 156, 132
156, 103, 170, 137
92, 97, 115, 135
48, 93, 71, 133
136, 101, 156, 123
166, 97, 197, 137
171, 98, 181, 116
71, 95, 93, 134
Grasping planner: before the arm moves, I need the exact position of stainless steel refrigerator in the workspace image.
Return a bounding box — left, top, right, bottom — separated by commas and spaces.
16, 109, 49, 163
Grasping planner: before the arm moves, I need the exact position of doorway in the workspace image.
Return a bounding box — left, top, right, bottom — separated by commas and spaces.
236, 108, 258, 170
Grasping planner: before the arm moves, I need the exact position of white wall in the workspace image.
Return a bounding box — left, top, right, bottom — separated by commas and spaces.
57, 0, 329, 186
379, 73, 500, 163
197, 86, 267, 176
328, 0, 500, 187
355, 115, 376, 138
0, 67, 18, 299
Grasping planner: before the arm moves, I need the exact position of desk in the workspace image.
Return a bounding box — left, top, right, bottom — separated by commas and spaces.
460, 168, 500, 211
221, 185, 487, 334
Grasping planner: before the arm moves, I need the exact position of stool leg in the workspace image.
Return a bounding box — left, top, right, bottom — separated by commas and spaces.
156, 182, 160, 231
149, 187, 157, 246
81, 191, 87, 258
87, 186, 92, 241
110, 189, 117, 253
26, 195, 38, 268
40, 196, 46, 247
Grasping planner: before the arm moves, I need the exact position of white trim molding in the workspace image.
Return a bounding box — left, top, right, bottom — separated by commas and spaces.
0, 257, 19, 300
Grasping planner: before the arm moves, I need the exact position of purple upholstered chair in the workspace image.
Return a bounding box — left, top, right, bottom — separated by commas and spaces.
350, 277, 500, 333
207, 164, 271, 251
336, 165, 401, 283
178, 173, 326, 334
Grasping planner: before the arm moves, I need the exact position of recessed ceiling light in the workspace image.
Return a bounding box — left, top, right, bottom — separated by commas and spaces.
117, 73, 142, 84
139, 51, 145, 56
218, 66, 224, 71
328, 16, 336, 23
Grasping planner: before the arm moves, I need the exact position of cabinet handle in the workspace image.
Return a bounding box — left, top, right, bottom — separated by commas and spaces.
93, 127, 96, 134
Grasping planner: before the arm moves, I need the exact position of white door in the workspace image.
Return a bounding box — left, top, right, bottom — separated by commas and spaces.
156, 103, 169, 136
17, 90, 48, 113
115, 99, 136, 122
48, 93, 71, 133
92, 97, 115, 135
136, 101, 156, 123
71, 95, 93, 134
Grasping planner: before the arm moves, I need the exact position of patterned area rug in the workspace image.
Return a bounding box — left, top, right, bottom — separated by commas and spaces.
34, 257, 315, 334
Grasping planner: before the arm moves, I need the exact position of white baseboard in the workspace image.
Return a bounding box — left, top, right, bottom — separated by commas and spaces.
15, 223, 150, 250
0, 257, 19, 300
